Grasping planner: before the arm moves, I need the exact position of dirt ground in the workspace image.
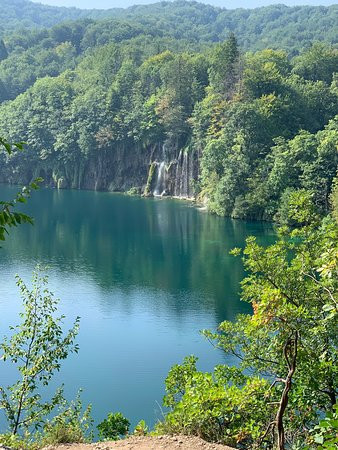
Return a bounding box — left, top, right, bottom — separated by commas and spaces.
42, 436, 235, 450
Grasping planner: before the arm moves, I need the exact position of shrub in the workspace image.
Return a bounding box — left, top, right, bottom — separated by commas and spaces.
0, 432, 36, 450
126, 187, 140, 196
97, 412, 130, 441
133, 420, 148, 436
157, 357, 270, 447
40, 392, 93, 446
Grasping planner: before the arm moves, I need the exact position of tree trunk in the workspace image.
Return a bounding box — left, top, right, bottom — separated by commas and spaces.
275, 331, 299, 450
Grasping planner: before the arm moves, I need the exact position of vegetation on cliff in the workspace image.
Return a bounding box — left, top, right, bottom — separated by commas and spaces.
0, 25, 336, 219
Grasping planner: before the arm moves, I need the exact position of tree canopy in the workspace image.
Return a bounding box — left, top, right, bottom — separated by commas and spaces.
0, 30, 336, 220
159, 196, 338, 449
0, 0, 337, 53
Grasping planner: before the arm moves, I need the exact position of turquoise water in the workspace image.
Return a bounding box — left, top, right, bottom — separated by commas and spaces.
0, 186, 274, 431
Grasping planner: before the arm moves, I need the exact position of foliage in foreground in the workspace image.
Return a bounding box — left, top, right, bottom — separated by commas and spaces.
97, 412, 130, 441
0, 137, 42, 241
159, 195, 337, 449
0, 269, 80, 435
39, 392, 93, 446
306, 404, 338, 450
0, 394, 92, 449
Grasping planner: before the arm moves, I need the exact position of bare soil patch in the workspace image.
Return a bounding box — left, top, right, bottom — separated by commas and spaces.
43, 436, 235, 450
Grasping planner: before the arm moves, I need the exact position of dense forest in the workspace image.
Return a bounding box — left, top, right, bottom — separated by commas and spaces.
1, 0, 338, 51
0, 0, 337, 222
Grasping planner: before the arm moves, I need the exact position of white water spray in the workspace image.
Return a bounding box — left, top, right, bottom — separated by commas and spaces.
153, 161, 166, 196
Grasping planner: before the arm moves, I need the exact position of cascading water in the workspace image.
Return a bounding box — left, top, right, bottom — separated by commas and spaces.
150, 143, 198, 198
174, 150, 192, 198
153, 161, 166, 196
181, 151, 189, 197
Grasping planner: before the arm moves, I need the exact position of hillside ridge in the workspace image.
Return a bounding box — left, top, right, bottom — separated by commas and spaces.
0, 0, 337, 52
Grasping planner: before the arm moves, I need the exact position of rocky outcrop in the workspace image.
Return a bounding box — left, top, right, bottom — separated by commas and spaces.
52, 143, 199, 199
1, 141, 200, 200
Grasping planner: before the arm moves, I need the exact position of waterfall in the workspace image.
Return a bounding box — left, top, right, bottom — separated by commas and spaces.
174, 150, 182, 197
182, 151, 189, 197
151, 144, 198, 198
153, 161, 166, 196
173, 150, 191, 198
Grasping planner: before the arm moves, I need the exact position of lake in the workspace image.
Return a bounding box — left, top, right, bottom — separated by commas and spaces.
0, 186, 274, 431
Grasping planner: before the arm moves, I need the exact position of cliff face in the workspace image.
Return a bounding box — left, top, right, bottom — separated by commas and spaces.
149, 143, 199, 199
1, 141, 200, 199
81, 142, 199, 199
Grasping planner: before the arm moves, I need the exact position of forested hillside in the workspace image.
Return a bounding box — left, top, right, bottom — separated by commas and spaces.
0, 0, 121, 31
0, 1, 337, 221
0, 0, 337, 52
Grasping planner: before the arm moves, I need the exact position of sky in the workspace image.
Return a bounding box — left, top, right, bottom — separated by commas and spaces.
31, 0, 338, 9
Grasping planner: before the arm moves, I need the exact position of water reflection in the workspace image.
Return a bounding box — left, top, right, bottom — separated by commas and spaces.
0, 186, 274, 428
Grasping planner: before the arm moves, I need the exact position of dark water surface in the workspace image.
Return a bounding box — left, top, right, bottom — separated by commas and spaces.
0, 186, 274, 430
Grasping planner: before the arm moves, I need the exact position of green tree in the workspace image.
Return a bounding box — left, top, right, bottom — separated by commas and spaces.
206, 202, 337, 448
307, 404, 338, 449
292, 43, 338, 85
243, 49, 289, 99
331, 177, 338, 225
0, 79, 7, 102
0, 269, 80, 435
209, 33, 240, 99
162, 197, 337, 449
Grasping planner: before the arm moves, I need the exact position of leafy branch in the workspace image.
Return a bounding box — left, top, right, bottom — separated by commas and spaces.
0, 136, 43, 242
